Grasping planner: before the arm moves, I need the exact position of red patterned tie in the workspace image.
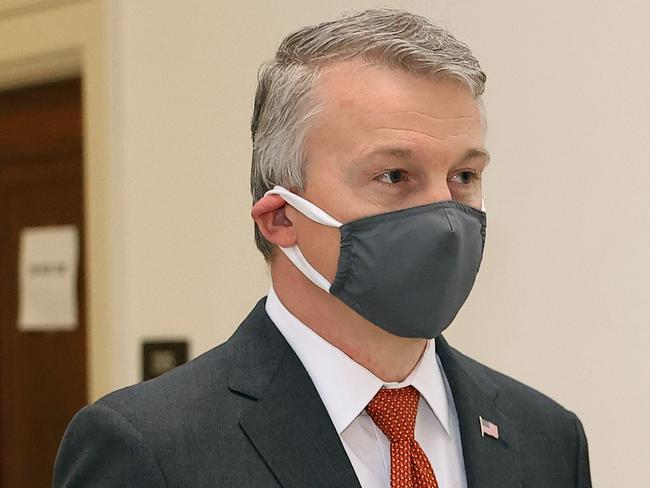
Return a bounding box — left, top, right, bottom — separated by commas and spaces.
366, 386, 439, 488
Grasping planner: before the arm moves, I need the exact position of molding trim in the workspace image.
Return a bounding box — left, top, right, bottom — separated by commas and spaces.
0, 0, 86, 20
0, 47, 81, 91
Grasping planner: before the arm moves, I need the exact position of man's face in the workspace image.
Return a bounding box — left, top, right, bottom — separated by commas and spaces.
282, 59, 488, 282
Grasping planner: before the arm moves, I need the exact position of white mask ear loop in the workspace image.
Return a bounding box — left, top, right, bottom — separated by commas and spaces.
264, 186, 343, 293
265, 186, 343, 227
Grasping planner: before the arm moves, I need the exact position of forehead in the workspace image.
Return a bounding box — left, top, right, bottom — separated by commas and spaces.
312, 59, 483, 130
304, 59, 485, 173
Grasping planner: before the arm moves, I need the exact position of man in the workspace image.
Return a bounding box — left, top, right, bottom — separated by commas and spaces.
55, 9, 591, 488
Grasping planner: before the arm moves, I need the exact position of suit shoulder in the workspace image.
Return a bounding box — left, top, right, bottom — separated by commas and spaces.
438, 342, 592, 484
442, 341, 578, 423
100, 341, 226, 407
94, 299, 275, 429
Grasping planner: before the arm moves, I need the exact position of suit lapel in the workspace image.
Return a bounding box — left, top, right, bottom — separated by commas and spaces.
437, 336, 524, 488
227, 301, 361, 488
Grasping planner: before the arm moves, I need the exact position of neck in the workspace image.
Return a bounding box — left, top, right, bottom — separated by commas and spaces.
272, 259, 427, 383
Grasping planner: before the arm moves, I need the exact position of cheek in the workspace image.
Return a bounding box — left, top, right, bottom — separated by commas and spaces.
294, 215, 341, 283
449, 187, 483, 210
447, 174, 484, 209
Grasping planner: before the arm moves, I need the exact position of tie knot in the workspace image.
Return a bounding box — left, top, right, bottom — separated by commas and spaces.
366, 386, 420, 443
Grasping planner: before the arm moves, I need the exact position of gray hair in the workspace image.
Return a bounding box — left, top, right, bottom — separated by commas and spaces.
250, 8, 486, 260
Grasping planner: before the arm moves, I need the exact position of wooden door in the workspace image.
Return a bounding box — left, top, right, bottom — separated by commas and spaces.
0, 78, 87, 488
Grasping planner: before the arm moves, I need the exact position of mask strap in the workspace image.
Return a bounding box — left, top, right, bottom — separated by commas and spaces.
264, 186, 343, 228
263, 185, 341, 293
278, 246, 332, 292
481, 199, 486, 212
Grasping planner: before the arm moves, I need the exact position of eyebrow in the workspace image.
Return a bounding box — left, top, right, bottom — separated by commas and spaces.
362, 146, 491, 166
461, 148, 491, 166
362, 147, 414, 159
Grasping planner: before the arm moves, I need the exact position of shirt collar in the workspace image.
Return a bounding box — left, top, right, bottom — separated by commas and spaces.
265, 287, 451, 437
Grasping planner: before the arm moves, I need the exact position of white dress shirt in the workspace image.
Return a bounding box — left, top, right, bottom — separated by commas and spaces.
266, 287, 468, 488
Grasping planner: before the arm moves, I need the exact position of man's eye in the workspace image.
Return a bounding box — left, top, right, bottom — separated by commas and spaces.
448, 171, 476, 185
377, 169, 408, 184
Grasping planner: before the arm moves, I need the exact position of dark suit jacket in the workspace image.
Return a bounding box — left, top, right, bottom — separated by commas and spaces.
54, 298, 592, 487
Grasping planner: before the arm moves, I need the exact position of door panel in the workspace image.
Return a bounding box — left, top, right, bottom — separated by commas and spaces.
0, 78, 87, 488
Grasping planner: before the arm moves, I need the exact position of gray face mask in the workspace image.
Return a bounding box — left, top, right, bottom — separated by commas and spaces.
266, 186, 487, 339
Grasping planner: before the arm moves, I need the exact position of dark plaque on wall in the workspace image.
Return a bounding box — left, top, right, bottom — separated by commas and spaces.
142, 340, 188, 381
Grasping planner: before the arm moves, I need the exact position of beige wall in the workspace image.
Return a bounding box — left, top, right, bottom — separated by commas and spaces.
2, 0, 648, 485
0, 0, 113, 400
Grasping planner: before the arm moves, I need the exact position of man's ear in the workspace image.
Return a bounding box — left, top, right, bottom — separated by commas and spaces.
251, 194, 297, 248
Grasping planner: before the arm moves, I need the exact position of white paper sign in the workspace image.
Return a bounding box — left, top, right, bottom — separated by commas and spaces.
18, 225, 79, 331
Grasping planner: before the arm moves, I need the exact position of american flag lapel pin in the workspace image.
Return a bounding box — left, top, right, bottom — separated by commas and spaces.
479, 416, 499, 440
